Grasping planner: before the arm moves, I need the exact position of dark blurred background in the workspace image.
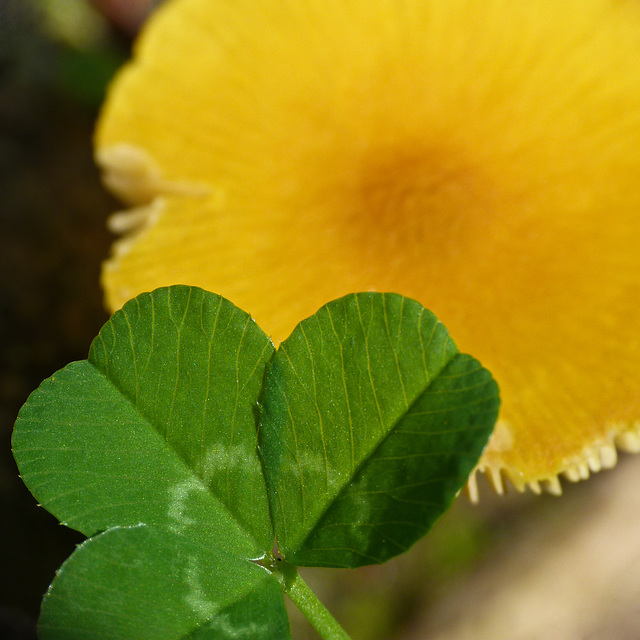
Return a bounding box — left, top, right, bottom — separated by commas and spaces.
1, 2, 639, 639
0, 1, 134, 636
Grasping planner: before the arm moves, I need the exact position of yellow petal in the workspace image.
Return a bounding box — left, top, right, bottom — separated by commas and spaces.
95, 0, 640, 495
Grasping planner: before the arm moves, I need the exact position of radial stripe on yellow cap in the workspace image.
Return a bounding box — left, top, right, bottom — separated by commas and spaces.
95, 0, 640, 497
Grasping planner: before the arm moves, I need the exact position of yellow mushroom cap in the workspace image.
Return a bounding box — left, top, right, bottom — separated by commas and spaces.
95, 0, 640, 497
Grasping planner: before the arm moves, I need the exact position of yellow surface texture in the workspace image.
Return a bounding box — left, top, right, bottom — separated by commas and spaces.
95, 0, 640, 495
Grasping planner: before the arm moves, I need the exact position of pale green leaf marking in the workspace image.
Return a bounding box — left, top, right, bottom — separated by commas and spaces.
260, 292, 499, 568
38, 525, 291, 640
13, 286, 275, 557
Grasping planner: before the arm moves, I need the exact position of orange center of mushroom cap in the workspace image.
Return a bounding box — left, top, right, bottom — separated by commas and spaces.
95, 0, 640, 497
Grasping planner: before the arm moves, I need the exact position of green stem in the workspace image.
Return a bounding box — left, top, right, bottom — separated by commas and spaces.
269, 559, 352, 640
